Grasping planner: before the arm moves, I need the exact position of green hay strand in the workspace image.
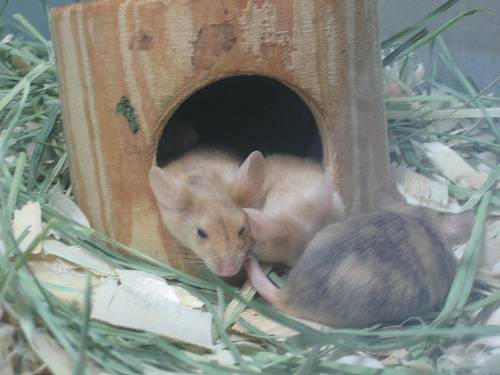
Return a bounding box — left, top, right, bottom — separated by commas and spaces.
1, 6, 500, 375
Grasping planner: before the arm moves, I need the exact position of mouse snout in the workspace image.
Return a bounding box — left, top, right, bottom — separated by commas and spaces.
214, 257, 241, 277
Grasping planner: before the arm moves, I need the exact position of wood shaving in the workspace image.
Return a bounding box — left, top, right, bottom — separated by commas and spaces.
12, 201, 43, 254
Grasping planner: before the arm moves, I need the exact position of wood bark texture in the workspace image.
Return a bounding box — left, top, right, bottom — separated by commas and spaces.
51, 0, 389, 270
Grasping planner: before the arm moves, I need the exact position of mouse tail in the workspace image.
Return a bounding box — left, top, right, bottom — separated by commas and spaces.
244, 257, 282, 307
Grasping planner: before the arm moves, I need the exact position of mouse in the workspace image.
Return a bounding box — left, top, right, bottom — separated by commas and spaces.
149, 148, 267, 277
243, 154, 345, 266
244, 181, 474, 328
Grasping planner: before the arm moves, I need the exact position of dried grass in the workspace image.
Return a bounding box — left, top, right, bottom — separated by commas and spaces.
1, 3, 500, 374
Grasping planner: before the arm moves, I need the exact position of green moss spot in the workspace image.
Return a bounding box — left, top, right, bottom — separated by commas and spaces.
116, 96, 139, 133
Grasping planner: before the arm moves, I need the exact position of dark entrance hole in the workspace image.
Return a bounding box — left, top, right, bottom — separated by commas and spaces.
156, 75, 322, 166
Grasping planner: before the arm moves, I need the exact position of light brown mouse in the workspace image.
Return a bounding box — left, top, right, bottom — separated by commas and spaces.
245, 183, 474, 328
244, 154, 345, 266
149, 148, 266, 276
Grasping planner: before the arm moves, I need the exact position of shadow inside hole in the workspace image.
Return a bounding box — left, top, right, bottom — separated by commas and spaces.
156, 75, 322, 166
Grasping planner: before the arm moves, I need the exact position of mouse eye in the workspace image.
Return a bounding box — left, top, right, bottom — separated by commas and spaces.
197, 228, 209, 239
238, 225, 245, 237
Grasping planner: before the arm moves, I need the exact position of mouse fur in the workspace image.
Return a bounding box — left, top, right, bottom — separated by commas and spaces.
244, 154, 345, 266
245, 204, 474, 328
150, 148, 267, 276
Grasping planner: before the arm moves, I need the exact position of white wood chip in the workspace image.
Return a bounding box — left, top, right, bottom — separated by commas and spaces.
492, 262, 500, 274
233, 309, 324, 338
475, 150, 498, 173
142, 366, 192, 375
233, 309, 297, 338
91, 270, 213, 349
173, 286, 204, 308
394, 167, 462, 213
430, 119, 458, 134
477, 151, 498, 167
42, 239, 116, 276
413, 63, 425, 82
0, 323, 16, 375
453, 243, 466, 261
419, 142, 488, 189
438, 344, 488, 371
336, 354, 384, 369
442, 345, 500, 373
31, 331, 102, 375
48, 184, 90, 228
3, 155, 16, 167
480, 349, 500, 374
30, 331, 76, 375
29, 259, 96, 306
185, 343, 238, 366
473, 307, 500, 348
12, 201, 43, 254
382, 349, 408, 365
116, 270, 180, 303
1, 34, 13, 43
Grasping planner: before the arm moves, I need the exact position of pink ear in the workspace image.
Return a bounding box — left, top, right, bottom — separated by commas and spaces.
149, 166, 191, 210
230, 151, 266, 207
439, 210, 475, 246
243, 208, 273, 241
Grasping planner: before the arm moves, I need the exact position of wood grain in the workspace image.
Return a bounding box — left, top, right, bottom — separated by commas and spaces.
51, 0, 389, 271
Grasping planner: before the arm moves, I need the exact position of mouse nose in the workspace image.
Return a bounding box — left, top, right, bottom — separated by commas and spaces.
216, 259, 239, 277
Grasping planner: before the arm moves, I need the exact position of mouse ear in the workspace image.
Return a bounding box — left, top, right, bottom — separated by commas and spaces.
244, 208, 272, 241
244, 208, 287, 241
230, 151, 266, 207
370, 178, 406, 210
149, 166, 192, 211
438, 210, 476, 246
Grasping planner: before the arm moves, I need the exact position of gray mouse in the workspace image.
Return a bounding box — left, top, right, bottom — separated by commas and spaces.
244, 182, 474, 328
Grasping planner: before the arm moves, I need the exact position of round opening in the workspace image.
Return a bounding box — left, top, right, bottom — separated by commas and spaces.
156, 75, 322, 166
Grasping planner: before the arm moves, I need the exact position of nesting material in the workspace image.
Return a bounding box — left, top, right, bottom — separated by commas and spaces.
394, 167, 462, 212
30, 332, 88, 375
29, 259, 98, 306
91, 270, 213, 349
42, 239, 116, 276
48, 184, 91, 228
2, 4, 500, 374
419, 142, 488, 189
12, 201, 43, 254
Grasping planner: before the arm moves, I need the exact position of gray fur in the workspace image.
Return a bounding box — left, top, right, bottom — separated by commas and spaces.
278, 206, 461, 328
